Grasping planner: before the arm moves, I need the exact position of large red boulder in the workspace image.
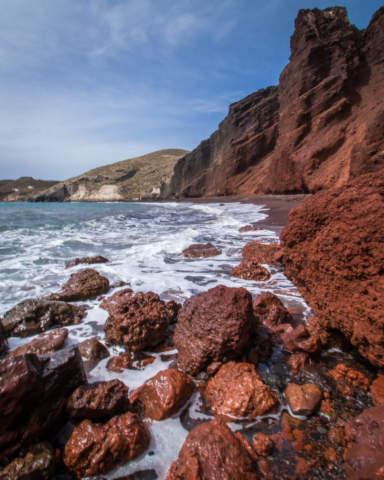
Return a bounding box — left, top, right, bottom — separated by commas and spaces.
173, 285, 255, 375
205, 362, 278, 419
165, 419, 258, 480
344, 405, 384, 480
280, 171, 384, 367
242, 241, 279, 264
230, 260, 271, 281
130, 369, 193, 420
253, 292, 293, 327
102, 289, 169, 351
63, 412, 150, 477
8, 328, 68, 357
370, 375, 384, 406
182, 243, 222, 258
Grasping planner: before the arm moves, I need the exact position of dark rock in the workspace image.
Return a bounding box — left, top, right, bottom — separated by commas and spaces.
102, 289, 168, 351
165, 300, 182, 324
0, 442, 54, 480
182, 243, 222, 258
173, 285, 255, 375
8, 328, 68, 356
261, 373, 284, 392
286, 352, 314, 373
65, 255, 109, 269
230, 260, 271, 281
239, 225, 261, 233
285, 383, 323, 416
0, 322, 8, 357
110, 280, 130, 289
165, 419, 258, 479
63, 412, 150, 477
129, 369, 193, 421
77, 337, 110, 365
66, 379, 130, 423
1, 300, 86, 338
293, 366, 336, 394
253, 291, 293, 327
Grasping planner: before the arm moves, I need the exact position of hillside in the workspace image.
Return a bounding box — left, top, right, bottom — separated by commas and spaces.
30, 149, 188, 202
0, 177, 60, 202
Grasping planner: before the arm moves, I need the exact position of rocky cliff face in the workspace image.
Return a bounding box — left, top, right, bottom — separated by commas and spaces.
0, 178, 59, 202
162, 6, 384, 198
30, 149, 188, 202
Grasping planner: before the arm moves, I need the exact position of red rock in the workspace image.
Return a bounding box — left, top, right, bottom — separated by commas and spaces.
325, 446, 338, 463
320, 399, 335, 414
129, 369, 193, 421
328, 427, 347, 448
239, 225, 260, 233
286, 353, 314, 372
306, 315, 351, 350
0, 441, 54, 479
173, 285, 255, 375
273, 323, 321, 354
206, 362, 222, 376
344, 405, 384, 480
166, 300, 182, 324
285, 383, 322, 416
327, 364, 370, 391
205, 362, 278, 419
107, 353, 134, 373
230, 260, 271, 281
253, 432, 274, 456
294, 457, 309, 475
47, 268, 110, 302
371, 375, 384, 406
63, 412, 150, 477
253, 292, 293, 327
164, 419, 258, 480
102, 289, 169, 352
8, 328, 68, 356
66, 379, 130, 423
242, 241, 279, 264
257, 458, 270, 477
182, 243, 222, 258
65, 255, 109, 269
77, 337, 110, 363
234, 432, 258, 461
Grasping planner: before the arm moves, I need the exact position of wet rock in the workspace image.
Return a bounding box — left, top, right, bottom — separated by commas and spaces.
102, 289, 169, 351
8, 328, 68, 357
286, 352, 314, 373
239, 225, 261, 233
285, 383, 323, 416
165, 418, 258, 480
107, 353, 134, 373
234, 432, 258, 461
65, 255, 109, 269
205, 362, 278, 419
66, 379, 130, 423
166, 300, 182, 324
0, 346, 86, 458
261, 373, 284, 392
242, 241, 279, 264
1, 300, 86, 338
293, 366, 336, 394
344, 405, 384, 480
47, 268, 110, 302
253, 291, 293, 327
0, 322, 8, 357
77, 337, 110, 364
0, 442, 54, 479
327, 364, 370, 391
306, 315, 352, 351
328, 427, 347, 448
130, 369, 193, 421
173, 285, 255, 375
273, 323, 321, 354
110, 280, 130, 289
230, 260, 271, 281
207, 362, 222, 376
253, 432, 274, 456
370, 375, 384, 406
63, 412, 150, 477
182, 243, 222, 258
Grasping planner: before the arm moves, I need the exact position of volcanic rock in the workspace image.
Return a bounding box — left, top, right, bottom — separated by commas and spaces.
47, 268, 110, 302
63, 412, 150, 477
65, 255, 109, 269
344, 405, 384, 480
273, 323, 321, 354
253, 291, 293, 327
327, 364, 370, 391
107, 353, 134, 373
77, 337, 110, 364
306, 315, 352, 351
205, 362, 278, 419
1, 299, 86, 338
129, 369, 193, 421
0, 346, 86, 458
253, 432, 274, 456
285, 383, 323, 416
0, 322, 8, 357
370, 375, 384, 406
286, 352, 314, 372
230, 260, 271, 281
328, 427, 347, 448
239, 225, 261, 233
166, 300, 182, 324
66, 379, 130, 423
0, 442, 54, 480
164, 418, 258, 480
102, 289, 169, 351
182, 243, 222, 258
8, 328, 68, 356
173, 285, 255, 375
242, 241, 279, 264
280, 170, 384, 367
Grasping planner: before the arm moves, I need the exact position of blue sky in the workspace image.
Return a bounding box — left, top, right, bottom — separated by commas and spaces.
0, 0, 382, 180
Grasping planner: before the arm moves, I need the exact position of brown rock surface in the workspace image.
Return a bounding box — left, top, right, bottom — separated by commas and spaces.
173, 285, 255, 375
182, 243, 222, 258
47, 268, 110, 302
242, 241, 279, 264
63, 411, 150, 477
285, 383, 322, 416
230, 260, 271, 281
8, 328, 68, 356
253, 432, 274, 456
0, 322, 8, 357
286, 352, 314, 373
205, 362, 278, 419
239, 225, 260, 233
65, 255, 109, 269
273, 323, 321, 354
253, 291, 293, 327
370, 375, 384, 406
0, 442, 54, 480
327, 364, 370, 391
164, 418, 258, 479
77, 337, 110, 363
1, 299, 86, 338
344, 405, 384, 480
107, 353, 134, 373
102, 289, 168, 351
280, 170, 384, 367
129, 369, 193, 420
66, 379, 129, 423
166, 300, 182, 324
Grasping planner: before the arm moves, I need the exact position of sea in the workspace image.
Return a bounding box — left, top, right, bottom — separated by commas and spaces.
0, 201, 310, 479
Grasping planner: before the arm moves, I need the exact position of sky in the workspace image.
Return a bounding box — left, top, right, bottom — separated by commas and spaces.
0, 0, 382, 181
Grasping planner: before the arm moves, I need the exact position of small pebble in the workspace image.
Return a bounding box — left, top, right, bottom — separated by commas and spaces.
317, 426, 328, 434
